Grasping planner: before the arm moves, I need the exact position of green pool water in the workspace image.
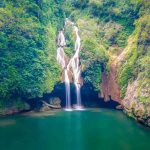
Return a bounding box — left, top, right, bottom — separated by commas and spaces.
0, 109, 150, 150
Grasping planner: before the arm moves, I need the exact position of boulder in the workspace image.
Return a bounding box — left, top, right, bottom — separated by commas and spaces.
40, 103, 51, 112
49, 97, 61, 108
116, 105, 123, 110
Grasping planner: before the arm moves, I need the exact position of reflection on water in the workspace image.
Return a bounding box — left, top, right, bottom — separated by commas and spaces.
22, 111, 55, 117
64, 112, 72, 148
0, 119, 16, 126
74, 112, 84, 149
90, 108, 102, 112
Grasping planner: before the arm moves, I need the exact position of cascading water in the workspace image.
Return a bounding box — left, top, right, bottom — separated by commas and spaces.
64, 69, 71, 109
56, 19, 83, 110
56, 31, 72, 110
70, 25, 82, 108
56, 47, 65, 69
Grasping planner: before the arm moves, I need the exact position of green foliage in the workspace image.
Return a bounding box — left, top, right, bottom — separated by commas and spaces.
89, 0, 141, 25
0, 0, 62, 105
63, 0, 142, 50
118, 1, 150, 99
72, 0, 89, 9
118, 46, 137, 98
0, 0, 149, 110
64, 26, 74, 57
82, 62, 102, 91
80, 32, 108, 91
88, 0, 141, 47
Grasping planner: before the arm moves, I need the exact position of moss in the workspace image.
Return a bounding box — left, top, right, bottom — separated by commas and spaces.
0, 97, 29, 115
139, 97, 149, 104
117, 12, 149, 98
82, 62, 102, 91
64, 25, 75, 57
118, 46, 137, 98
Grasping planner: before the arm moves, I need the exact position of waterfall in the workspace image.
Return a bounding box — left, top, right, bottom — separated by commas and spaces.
56, 47, 65, 69
64, 69, 71, 109
56, 19, 83, 110
71, 26, 82, 108
56, 31, 72, 110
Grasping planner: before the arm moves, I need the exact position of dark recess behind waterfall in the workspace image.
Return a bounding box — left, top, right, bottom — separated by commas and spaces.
42, 82, 119, 109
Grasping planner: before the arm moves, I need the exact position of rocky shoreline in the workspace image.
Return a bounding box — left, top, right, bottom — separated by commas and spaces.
122, 79, 150, 127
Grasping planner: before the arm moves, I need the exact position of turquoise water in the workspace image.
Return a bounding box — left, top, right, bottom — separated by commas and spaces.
0, 109, 150, 150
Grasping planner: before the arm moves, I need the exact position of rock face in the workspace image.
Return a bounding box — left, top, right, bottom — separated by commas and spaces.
0, 102, 30, 116
49, 97, 61, 107
122, 77, 150, 127
99, 45, 150, 127
40, 103, 52, 112
100, 45, 122, 103
100, 66, 122, 102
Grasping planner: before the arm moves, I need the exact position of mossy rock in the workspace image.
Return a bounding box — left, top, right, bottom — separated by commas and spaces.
49, 97, 61, 105
134, 103, 145, 118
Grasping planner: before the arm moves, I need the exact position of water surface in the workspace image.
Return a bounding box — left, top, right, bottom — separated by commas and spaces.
0, 109, 150, 150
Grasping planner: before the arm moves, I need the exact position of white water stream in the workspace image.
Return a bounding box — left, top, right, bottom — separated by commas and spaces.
56, 19, 83, 110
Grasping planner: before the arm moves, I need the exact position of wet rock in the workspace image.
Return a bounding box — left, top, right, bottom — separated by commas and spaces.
116, 105, 123, 110
134, 103, 145, 118
49, 97, 61, 108
40, 103, 51, 112
0, 102, 30, 116
147, 118, 150, 127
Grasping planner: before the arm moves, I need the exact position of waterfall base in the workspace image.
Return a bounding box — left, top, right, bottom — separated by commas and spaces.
73, 105, 85, 110
63, 105, 85, 111
64, 108, 73, 111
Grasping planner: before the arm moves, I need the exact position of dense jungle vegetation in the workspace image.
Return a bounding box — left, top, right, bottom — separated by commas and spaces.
0, 0, 149, 113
